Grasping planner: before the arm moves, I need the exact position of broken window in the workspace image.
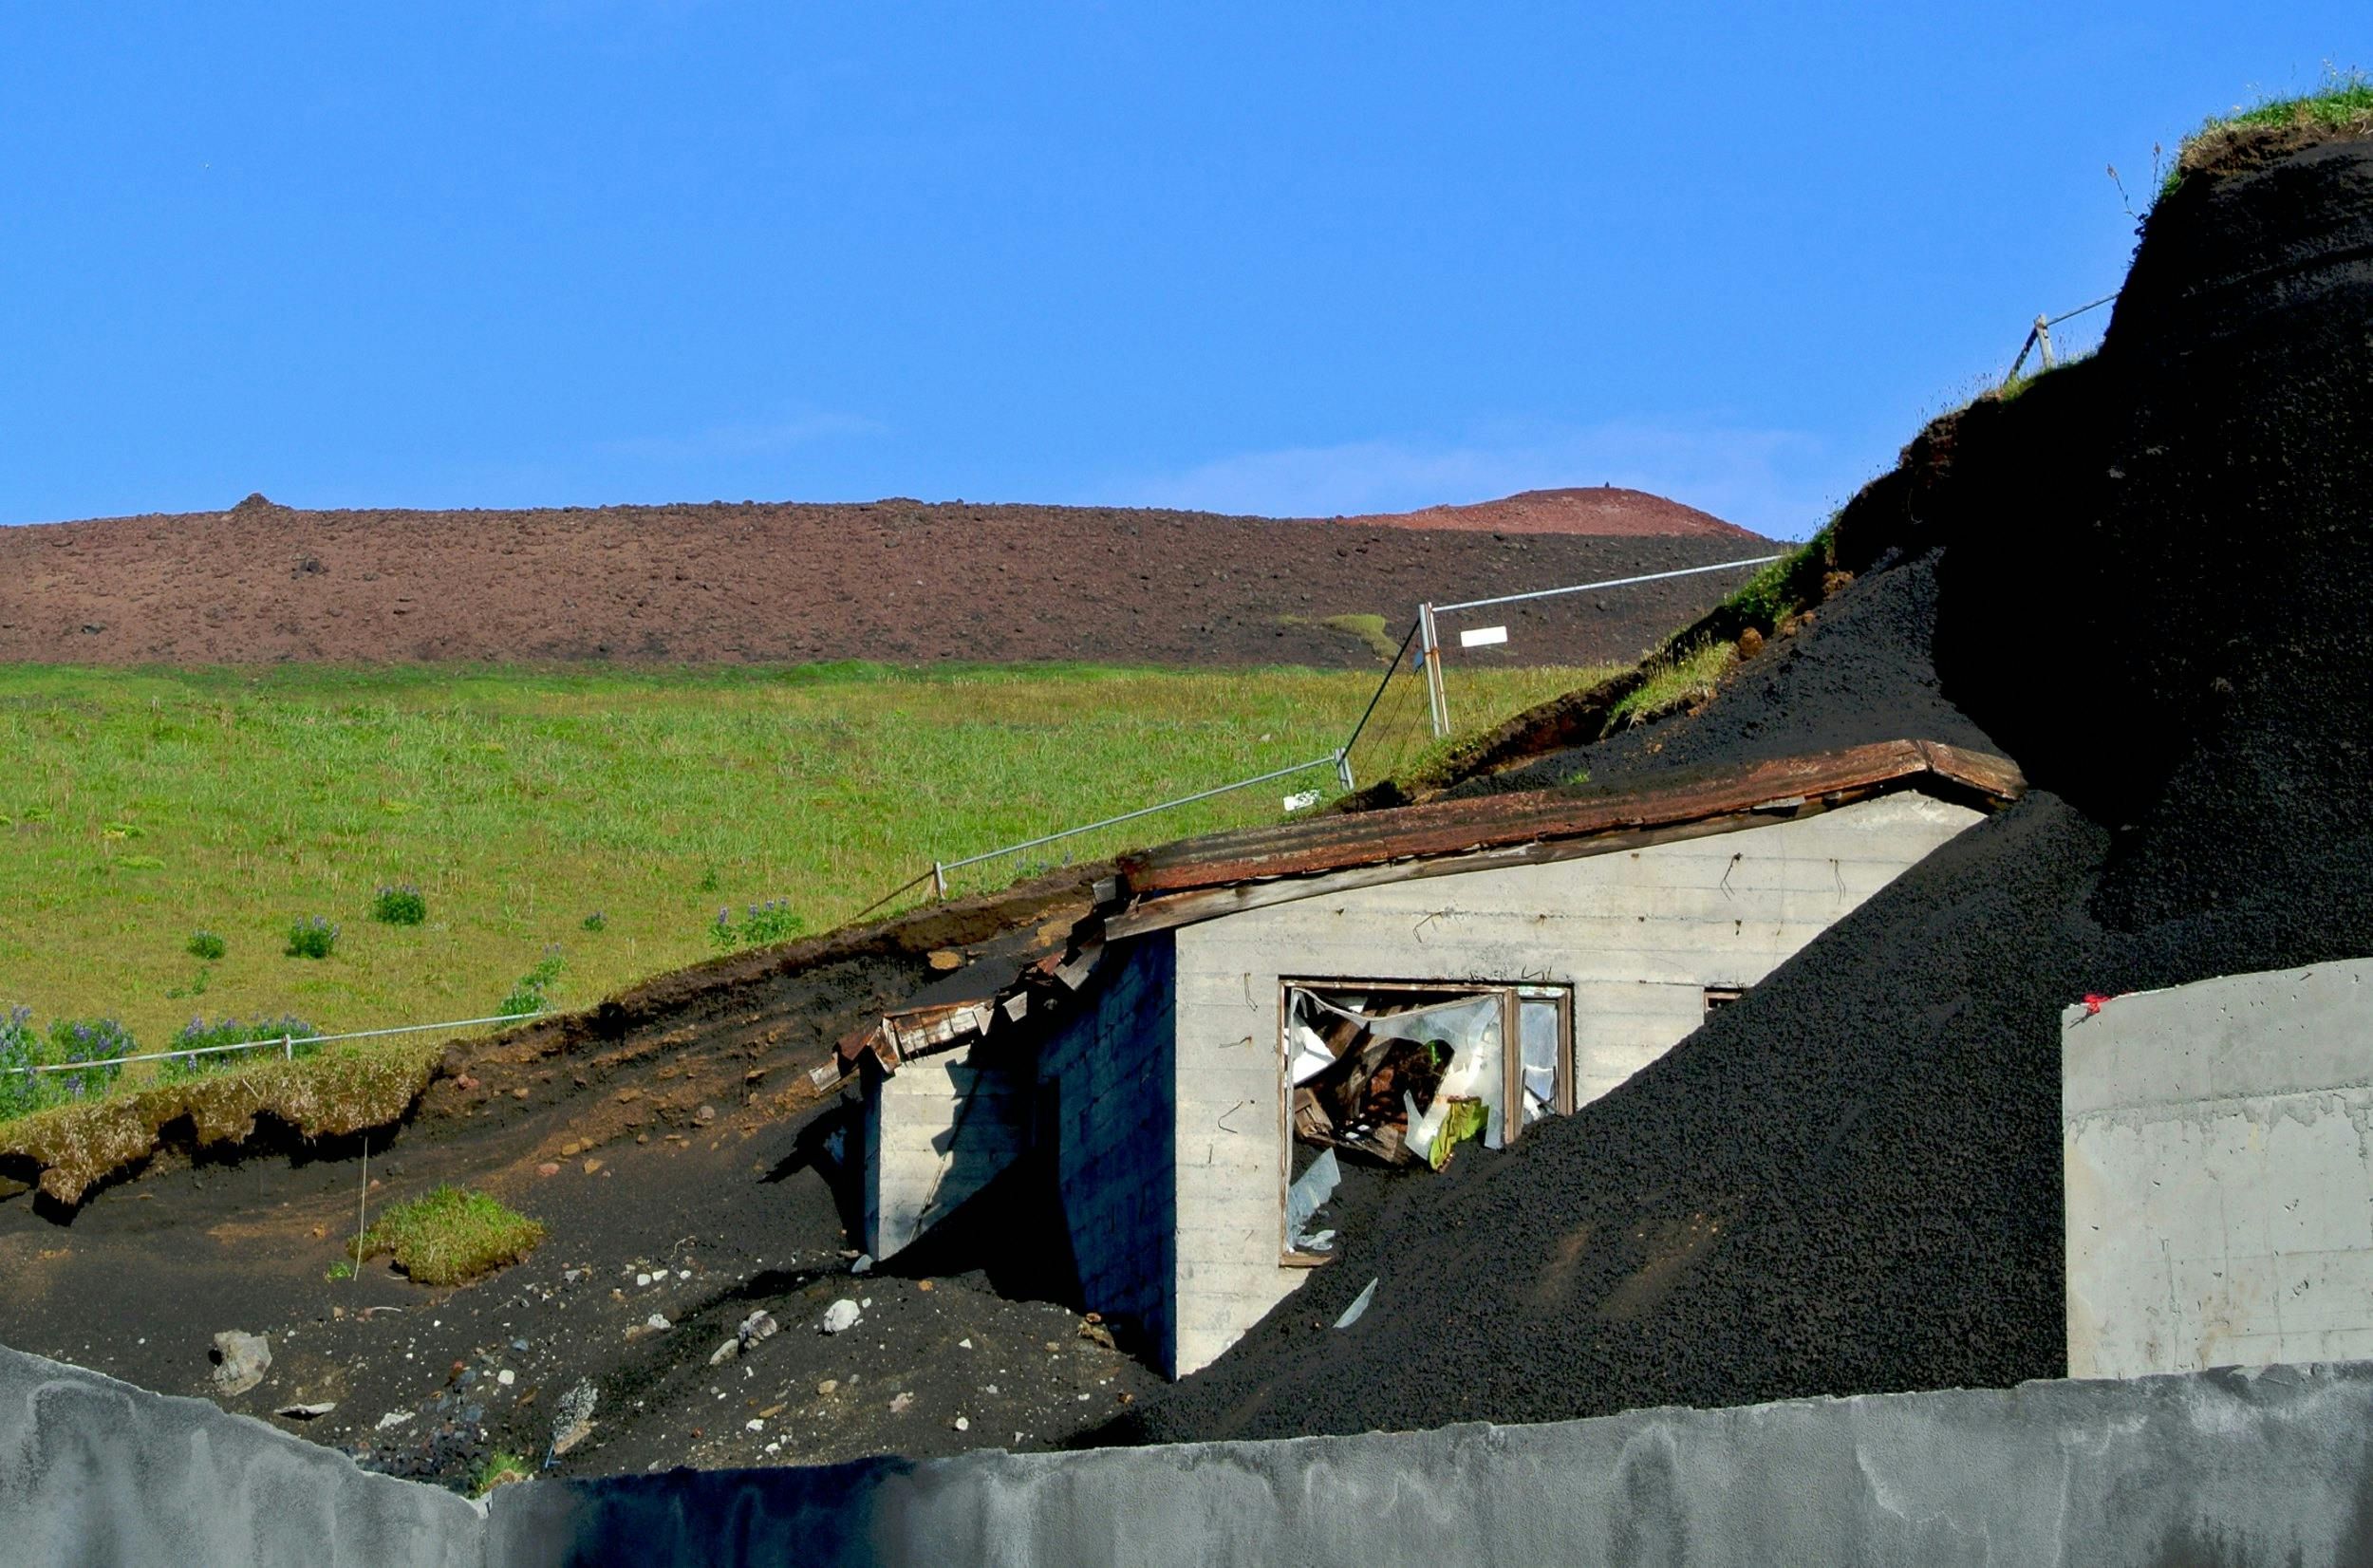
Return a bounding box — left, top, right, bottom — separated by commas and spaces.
1281, 980, 1574, 1209
1703, 984, 1746, 1015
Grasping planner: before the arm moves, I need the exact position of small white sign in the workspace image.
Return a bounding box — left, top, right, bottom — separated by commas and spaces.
1459, 625, 1510, 648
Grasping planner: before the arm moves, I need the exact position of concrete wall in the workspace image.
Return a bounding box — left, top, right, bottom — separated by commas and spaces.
0, 1343, 482, 1566
1037, 933, 1177, 1368
19, 1340, 2373, 1567
1168, 791, 1982, 1374
865, 1048, 1032, 1259
2065, 957, 2373, 1378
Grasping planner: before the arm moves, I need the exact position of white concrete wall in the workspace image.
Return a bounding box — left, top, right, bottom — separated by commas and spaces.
2064, 958, 2373, 1379
1168, 790, 1984, 1375
867, 1052, 1030, 1259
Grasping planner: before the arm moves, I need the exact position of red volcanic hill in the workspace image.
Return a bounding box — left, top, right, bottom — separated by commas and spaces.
1345, 487, 1762, 539
0, 491, 1775, 668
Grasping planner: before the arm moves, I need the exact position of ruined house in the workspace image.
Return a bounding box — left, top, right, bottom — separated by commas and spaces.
831, 739, 2025, 1376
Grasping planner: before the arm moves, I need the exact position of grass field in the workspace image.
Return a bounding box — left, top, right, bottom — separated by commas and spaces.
0, 661, 1604, 1051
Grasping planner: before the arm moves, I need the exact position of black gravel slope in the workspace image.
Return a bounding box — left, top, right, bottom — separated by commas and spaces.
1465, 548, 2001, 796
1111, 132, 2373, 1446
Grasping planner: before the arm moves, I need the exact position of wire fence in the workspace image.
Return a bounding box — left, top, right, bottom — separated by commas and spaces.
2006, 293, 2118, 383
2, 1009, 545, 1080
871, 553, 1784, 915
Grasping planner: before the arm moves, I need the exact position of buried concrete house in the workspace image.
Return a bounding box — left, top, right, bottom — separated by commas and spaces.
828, 738, 2025, 1376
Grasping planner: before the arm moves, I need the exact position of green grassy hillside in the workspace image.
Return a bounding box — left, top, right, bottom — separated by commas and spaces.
0, 661, 1600, 1050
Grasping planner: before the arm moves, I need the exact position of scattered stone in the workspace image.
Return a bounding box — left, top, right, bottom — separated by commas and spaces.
953, 1416, 969, 1432
820, 1299, 861, 1335
1078, 1319, 1117, 1351
584, 1158, 603, 1174
888, 1391, 914, 1414
744, 1419, 764, 1432
512, 1088, 530, 1100
496, 1370, 516, 1388
645, 1314, 672, 1332
850, 1254, 873, 1276
551, 1380, 597, 1457
709, 1339, 742, 1367
816, 1380, 838, 1396
376, 1409, 416, 1431
536, 1163, 560, 1178
760, 1403, 786, 1418
561, 1141, 584, 1158
738, 1310, 779, 1346
635, 1273, 652, 1288
513, 1339, 530, 1353
694, 1104, 718, 1126
916, 1279, 933, 1292
926, 948, 963, 972
564, 1270, 583, 1284
614, 1088, 642, 1103
273, 1401, 335, 1420
958, 1338, 973, 1350
209, 1331, 271, 1396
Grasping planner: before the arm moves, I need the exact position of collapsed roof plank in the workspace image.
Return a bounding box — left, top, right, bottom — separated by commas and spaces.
1116, 739, 2023, 900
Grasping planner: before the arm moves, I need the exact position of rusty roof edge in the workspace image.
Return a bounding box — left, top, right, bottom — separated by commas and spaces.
1117, 738, 2024, 899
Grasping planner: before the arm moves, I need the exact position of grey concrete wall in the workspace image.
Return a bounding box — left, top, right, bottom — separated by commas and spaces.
1037, 932, 1177, 1370
18, 1338, 2373, 1566
0, 1343, 483, 1567
486, 1361, 2373, 1567
866, 1048, 1032, 1259
2065, 957, 2373, 1378
1168, 791, 1983, 1374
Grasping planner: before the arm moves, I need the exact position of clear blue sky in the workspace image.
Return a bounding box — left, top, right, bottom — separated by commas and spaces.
1, 6, 2360, 538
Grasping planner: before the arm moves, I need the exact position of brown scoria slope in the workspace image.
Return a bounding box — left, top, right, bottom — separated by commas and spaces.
0, 494, 1770, 669
1342, 486, 1762, 538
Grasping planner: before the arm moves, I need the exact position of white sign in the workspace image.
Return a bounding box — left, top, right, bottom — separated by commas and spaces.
1458, 625, 1509, 648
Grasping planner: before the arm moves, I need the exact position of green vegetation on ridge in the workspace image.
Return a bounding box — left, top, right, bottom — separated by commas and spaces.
0, 660, 1595, 1050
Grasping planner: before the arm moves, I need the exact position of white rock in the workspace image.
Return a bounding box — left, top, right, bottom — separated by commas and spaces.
820, 1299, 861, 1335
210, 1331, 271, 1397
850, 1254, 873, 1275
745, 1418, 764, 1432
645, 1314, 671, 1331
953, 1416, 969, 1432
958, 1338, 973, 1350
496, 1370, 515, 1387
635, 1273, 651, 1287
376, 1409, 416, 1430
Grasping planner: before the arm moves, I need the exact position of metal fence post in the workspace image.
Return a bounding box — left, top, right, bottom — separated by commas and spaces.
282, 1034, 292, 1061
2034, 313, 2055, 370
1418, 603, 1449, 738
1335, 749, 1355, 794
931, 861, 947, 901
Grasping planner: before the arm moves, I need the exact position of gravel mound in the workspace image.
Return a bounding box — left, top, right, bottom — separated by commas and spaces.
1112, 133, 2373, 1445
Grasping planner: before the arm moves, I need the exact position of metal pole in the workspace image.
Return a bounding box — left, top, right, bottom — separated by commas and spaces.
1418, 603, 1449, 738
1335, 749, 1355, 794
2034, 313, 2055, 370
282, 1034, 292, 1061
931, 861, 947, 901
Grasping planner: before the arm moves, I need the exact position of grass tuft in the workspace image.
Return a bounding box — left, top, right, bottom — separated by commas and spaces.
371, 885, 427, 926
1608, 641, 1740, 728
354, 1184, 546, 1286
473, 1449, 534, 1496
285, 916, 340, 960
2162, 65, 2373, 201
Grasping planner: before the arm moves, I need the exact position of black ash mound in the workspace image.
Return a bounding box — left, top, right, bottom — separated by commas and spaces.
1113, 130, 2373, 1445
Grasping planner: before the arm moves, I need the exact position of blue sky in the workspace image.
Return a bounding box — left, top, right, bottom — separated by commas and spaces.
1, 6, 2360, 538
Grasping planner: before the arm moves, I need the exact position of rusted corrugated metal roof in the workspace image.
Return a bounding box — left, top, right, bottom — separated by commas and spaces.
1116, 738, 2022, 899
